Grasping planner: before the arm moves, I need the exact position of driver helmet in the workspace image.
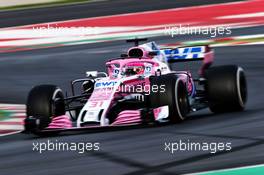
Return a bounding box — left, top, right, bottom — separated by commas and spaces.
123, 62, 145, 76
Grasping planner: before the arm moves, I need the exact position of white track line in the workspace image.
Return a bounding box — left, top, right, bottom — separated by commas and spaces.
1, 118, 24, 122
0, 125, 24, 130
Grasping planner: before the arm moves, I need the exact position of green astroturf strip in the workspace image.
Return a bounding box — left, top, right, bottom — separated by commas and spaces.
195, 165, 264, 175
0, 110, 12, 121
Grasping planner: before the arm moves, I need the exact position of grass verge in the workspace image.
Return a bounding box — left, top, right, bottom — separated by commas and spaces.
0, 0, 96, 12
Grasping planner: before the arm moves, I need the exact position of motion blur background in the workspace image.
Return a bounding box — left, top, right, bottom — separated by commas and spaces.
0, 0, 263, 174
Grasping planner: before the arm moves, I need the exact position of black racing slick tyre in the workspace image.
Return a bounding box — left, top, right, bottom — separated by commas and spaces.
25, 85, 65, 131
205, 65, 247, 113
149, 74, 190, 123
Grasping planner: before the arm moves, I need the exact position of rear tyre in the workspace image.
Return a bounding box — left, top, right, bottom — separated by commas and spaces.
205, 65, 247, 113
149, 74, 189, 123
25, 85, 65, 131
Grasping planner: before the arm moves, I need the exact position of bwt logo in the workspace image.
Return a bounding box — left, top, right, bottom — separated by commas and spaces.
95, 81, 118, 88
165, 47, 203, 59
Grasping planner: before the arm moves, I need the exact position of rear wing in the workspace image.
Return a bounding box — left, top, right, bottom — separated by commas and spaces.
162, 45, 213, 63
162, 45, 214, 76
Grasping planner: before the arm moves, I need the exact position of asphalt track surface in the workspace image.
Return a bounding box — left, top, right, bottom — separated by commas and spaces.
0, 26, 264, 174
1, 0, 264, 175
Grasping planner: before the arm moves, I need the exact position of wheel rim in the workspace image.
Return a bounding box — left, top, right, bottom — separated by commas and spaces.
175, 80, 189, 120
237, 67, 247, 107
51, 88, 64, 117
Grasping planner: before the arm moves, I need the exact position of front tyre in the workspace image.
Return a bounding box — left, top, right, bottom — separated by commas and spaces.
25, 85, 65, 131
149, 74, 190, 123
205, 65, 247, 113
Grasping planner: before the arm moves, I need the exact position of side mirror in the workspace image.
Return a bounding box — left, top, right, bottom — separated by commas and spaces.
86, 71, 98, 77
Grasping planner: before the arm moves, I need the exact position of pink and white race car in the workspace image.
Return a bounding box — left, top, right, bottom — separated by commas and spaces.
24, 38, 247, 134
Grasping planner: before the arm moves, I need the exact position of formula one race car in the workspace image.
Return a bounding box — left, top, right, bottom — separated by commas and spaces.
24, 38, 247, 134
